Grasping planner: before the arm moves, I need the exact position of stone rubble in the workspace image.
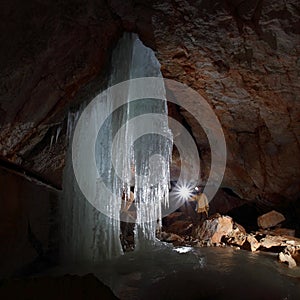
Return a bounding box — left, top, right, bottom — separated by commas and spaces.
278, 250, 297, 269
160, 211, 300, 269
193, 214, 233, 244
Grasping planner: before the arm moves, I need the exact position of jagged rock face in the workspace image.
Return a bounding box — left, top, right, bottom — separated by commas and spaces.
151, 0, 300, 204
194, 215, 233, 244
0, 0, 123, 186
0, 0, 299, 205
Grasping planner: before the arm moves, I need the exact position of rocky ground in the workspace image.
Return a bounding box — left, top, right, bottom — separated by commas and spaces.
159, 207, 300, 269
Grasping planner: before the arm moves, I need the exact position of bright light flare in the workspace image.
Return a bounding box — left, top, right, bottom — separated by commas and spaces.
179, 186, 192, 199
172, 182, 195, 201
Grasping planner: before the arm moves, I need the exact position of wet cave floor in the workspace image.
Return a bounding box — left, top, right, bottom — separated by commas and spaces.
2, 244, 299, 300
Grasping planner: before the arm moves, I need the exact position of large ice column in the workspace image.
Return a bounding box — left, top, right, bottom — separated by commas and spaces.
61, 33, 172, 264
128, 37, 172, 248
61, 35, 134, 264
96, 33, 172, 248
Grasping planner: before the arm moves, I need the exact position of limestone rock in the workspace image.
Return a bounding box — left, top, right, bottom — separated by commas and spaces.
194, 215, 233, 244
278, 251, 297, 268
257, 210, 285, 229
225, 222, 247, 246
153, 0, 300, 205
254, 232, 300, 254
272, 228, 295, 237
259, 228, 295, 237
159, 231, 184, 243
260, 235, 283, 249
234, 223, 247, 235
245, 235, 261, 252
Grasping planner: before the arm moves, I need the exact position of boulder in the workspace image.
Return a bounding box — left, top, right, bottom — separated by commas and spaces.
234, 223, 247, 235
245, 235, 261, 252
260, 235, 284, 249
257, 210, 285, 229
159, 232, 184, 243
194, 215, 233, 244
278, 251, 297, 268
225, 222, 247, 246
255, 233, 300, 252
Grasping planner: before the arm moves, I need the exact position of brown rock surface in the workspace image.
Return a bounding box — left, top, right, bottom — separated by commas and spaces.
278, 251, 297, 268
259, 234, 300, 249
260, 235, 284, 249
225, 222, 247, 246
259, 228, 296, 237
194, 215, 233, 244
166, 220, 194, 236
162, 211, 186, 227
245, 235, 261, 252
257, 210, 286, 229
159, 231, 184, 244
153, 0, 300, 205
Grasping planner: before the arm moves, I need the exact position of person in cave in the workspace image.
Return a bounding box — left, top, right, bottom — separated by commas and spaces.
120, 186, 136, 251
170, 181, 209, 225
188, 187, 209, 224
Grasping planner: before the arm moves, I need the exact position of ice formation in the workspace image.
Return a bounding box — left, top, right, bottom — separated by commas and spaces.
61, 33, 172, 263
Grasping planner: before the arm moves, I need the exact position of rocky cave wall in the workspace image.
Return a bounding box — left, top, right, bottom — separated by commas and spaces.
0, 165, 59, 277
0, 0, 299, 210
152, 0, 300, 208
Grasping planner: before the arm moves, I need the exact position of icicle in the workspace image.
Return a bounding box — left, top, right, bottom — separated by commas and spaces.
66, 110, 81, 142
49, 134, 54, 149
55, 126, 62, 143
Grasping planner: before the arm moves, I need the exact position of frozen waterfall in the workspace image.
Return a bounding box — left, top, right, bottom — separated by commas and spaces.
61, 33, 172, 263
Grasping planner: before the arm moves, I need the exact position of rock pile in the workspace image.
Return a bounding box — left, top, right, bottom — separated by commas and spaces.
160, 210, 300, 268
193, 215, 233, 244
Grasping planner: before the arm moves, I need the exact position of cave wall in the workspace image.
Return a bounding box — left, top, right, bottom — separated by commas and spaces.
152, 0, 300, 205
0, 0, 124, 187
0, 0, 299, 206
0, 166, 59, 278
